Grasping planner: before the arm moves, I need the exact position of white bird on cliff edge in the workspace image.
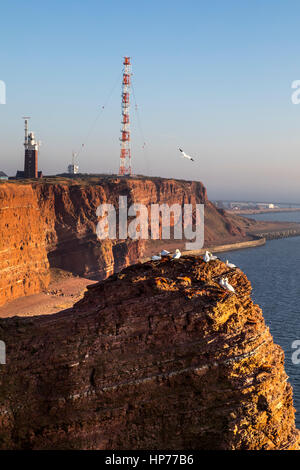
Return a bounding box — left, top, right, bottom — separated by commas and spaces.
160, 250, 170, 256
208, 251, 218, 260
172, 249, 181, 259
219, 277, 235, 293
226, 260, 236, 269
203, 251, 218, 262
151, 254, 162, 261
179, 148, 195, 162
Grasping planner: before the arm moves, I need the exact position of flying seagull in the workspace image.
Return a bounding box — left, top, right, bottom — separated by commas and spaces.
179, 148, 194, 162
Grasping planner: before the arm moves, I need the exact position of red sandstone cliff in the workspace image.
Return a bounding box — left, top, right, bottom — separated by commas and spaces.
0, 255, 298, 449
0, 176, 247, 306
0, 184, 50, 305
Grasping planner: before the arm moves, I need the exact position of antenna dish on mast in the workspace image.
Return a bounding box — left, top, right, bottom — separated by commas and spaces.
22, 116, 31, 147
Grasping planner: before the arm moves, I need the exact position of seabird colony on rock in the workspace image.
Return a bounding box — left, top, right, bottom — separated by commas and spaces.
151, 248, 237, 293
151, 249, 181, 261
202, 252, 237, 294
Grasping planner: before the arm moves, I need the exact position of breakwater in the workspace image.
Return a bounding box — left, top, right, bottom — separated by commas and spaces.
254, 229, 300, 240
185, 236, 266, 256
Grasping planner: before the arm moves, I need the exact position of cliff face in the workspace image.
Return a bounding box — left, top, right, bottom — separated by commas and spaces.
0, 184, 50, 306
0, 176, 246, 306
0, 256, 298, 450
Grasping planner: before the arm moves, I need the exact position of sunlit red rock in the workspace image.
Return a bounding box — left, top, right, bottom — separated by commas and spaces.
0, 256, 298, 449
0, 177, 246, 306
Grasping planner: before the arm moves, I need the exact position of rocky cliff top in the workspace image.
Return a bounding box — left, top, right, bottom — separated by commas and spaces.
0, 176, 247, 306
0, 255, 298, 449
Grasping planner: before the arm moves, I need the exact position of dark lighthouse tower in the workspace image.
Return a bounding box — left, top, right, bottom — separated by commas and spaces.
15, 118, 42, 179
23, 117, 40, 178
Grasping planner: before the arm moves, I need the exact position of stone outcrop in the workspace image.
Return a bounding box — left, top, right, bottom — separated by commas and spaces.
255, 229, 300, 240
0, 176, 247, 306
0, 255, 298, 449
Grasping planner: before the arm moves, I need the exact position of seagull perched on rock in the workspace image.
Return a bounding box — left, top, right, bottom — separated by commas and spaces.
172, 249, 181, 259
179, 148, 194, 162
160, 250, 170, 256
219, 277, 235, 293
226, 260, 236, 269
151, 254, 162, 261
203, 251, 211, 263
208, 251, 218, 260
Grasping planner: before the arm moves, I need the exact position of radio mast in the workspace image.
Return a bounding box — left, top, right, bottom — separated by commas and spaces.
119, 57, 132, 176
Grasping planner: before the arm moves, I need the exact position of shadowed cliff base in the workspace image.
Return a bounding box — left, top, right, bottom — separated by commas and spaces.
0, 268, 97, 319
0, 255, 299, 450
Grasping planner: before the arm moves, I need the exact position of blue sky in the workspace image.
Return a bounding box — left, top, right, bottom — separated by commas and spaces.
1, 0, 300, 202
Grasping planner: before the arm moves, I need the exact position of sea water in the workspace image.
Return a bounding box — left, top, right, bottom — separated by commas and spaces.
219, 211, 300, 426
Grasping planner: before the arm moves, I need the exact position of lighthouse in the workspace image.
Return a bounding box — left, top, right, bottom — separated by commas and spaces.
21, 117, 42, 179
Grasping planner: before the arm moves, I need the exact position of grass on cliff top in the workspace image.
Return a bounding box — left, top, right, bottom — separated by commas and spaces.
3, 173, 199, 186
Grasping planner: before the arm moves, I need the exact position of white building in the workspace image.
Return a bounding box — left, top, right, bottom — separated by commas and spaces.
68, 164, 79, 175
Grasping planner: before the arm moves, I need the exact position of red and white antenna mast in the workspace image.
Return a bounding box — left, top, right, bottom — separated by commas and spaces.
119, 56, 132, 176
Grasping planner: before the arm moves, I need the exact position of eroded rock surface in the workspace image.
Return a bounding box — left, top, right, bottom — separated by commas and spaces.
0, 184, 50, 306
0, 256, 298, 449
